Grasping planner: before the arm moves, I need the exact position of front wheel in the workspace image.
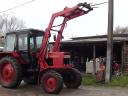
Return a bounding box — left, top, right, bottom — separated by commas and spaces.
40, 70, 63, 94
63, 68, 82, 88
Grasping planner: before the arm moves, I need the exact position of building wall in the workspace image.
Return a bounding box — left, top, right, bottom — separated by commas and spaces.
122, 41, 128, 75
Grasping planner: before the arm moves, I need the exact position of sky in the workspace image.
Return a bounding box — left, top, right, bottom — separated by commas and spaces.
0, 0, 128, 40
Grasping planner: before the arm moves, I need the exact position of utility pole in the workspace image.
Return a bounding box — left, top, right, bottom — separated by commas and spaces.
105, 0, 114, 83
93, 45, 96, 74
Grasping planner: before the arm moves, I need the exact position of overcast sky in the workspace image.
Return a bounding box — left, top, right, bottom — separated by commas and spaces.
0, 0, 128, 40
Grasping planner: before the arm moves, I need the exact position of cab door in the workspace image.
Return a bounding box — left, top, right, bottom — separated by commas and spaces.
28, 34, 38, 66
18, 33, 30, 63
28, 33, 44, 66
18, 33, 37, 65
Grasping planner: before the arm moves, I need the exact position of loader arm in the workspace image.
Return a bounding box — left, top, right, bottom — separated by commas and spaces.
38, 2, 93, 67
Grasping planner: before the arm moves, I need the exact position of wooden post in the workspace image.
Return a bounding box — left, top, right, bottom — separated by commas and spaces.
105, 0, 114, 83
121, 41, 124, 74
93, 45, 96, 74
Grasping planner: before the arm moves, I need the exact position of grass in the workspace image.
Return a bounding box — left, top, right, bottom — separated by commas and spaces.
82, 74, 128, 87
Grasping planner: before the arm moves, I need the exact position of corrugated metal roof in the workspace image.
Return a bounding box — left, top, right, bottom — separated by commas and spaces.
61, 34, 128, 44
71, 34, 128, 40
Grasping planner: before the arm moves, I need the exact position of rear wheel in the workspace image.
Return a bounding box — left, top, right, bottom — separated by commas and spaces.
0, 56, 22, 88
63, 68, 82, 88
40, 70, 63, 94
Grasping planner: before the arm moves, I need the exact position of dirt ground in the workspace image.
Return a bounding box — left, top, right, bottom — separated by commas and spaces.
0, 83, 128, 96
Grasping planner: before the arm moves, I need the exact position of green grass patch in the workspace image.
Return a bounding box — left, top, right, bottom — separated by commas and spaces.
82, 74, 96, 86
82, 74, 128, 87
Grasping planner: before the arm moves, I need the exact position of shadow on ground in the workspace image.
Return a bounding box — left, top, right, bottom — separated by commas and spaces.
0, 82, 85, 96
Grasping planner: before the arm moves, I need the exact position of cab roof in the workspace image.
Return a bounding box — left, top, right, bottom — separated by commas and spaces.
6, 29, 45, 35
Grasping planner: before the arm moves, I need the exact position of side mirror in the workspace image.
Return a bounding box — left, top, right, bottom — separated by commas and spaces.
62, 35, 64, 39
53, 35, 64, 41
53, 35, 56, 41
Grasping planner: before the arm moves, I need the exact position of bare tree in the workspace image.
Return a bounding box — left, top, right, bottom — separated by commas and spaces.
114, 26, 128, 34
0, 14, 26, 33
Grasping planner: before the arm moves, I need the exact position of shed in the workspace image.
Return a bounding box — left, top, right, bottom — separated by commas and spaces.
60, 34, 128, 75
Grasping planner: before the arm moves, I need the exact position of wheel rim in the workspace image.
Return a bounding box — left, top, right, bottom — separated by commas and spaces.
44, 77, 57, 92
1, 62, 14, 83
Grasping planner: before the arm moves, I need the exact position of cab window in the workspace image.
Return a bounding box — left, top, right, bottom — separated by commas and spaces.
36, 36, 43, 49
5, 34, 16, 51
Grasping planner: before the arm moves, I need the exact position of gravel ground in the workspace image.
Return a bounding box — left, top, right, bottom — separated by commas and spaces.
0, 83, 128, 96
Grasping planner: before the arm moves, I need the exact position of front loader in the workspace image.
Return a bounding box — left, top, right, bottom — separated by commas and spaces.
0, 2, 93, 94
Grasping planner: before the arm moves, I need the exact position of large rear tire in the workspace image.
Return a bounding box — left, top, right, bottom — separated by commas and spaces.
0, 56, 22, 88
63, 68, 82, 88
40, 70, 63, 94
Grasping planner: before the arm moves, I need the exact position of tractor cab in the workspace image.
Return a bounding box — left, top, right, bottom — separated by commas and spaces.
4, 29, 44, 64
4, 29, 44, 52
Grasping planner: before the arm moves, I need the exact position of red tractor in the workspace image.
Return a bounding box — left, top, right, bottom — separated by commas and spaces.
0, 2, 93, 94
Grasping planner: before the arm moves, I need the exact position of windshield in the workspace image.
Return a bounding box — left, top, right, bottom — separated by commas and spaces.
29, 34, 43, 51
